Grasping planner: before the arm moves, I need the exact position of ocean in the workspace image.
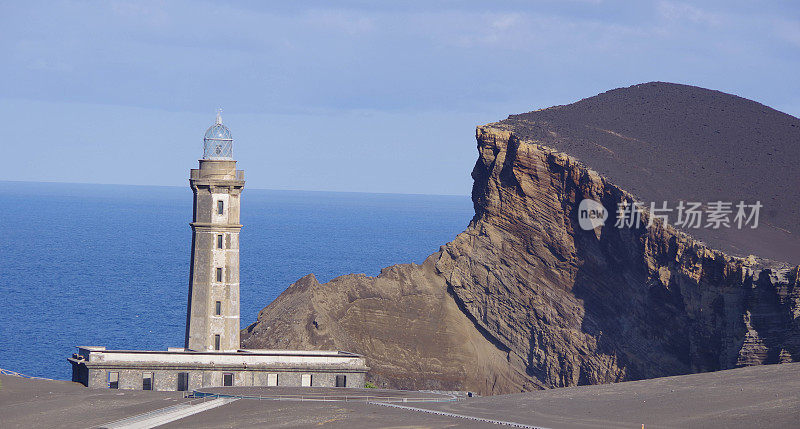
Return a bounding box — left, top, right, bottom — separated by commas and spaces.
0, 181, 472, 381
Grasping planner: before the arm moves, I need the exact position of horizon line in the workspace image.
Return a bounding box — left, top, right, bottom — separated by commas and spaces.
0, 179, 470, 198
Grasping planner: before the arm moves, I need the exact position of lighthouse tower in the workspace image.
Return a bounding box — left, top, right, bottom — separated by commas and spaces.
185, 111, 245, 352
69, 110, 367, 390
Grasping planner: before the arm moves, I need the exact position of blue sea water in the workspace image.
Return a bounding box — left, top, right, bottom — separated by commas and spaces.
0, 181, 472, 381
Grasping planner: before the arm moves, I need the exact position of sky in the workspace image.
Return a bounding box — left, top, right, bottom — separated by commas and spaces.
1, 1, 798, 195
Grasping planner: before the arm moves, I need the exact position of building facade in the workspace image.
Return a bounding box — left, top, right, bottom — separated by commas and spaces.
71, 347, 367, 391
69, 112, 368, 391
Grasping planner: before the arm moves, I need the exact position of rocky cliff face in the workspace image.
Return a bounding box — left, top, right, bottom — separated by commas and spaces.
437, 126, 799, 390
242, 85, 800, 395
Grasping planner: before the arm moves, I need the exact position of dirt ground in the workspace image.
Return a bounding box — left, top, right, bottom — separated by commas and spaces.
2, 363, 798, 428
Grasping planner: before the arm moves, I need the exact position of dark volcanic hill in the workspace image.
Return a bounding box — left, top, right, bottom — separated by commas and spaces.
504, 82, 800, 264
242, 83, 800, 395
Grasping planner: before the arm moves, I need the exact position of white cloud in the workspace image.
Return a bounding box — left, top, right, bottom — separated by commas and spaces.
657, 1, 722, 26
413, 10, 649, 54
302, 9, 376, 36
110, 0, 169, 27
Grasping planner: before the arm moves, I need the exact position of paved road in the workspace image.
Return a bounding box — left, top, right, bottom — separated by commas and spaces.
103, 397, 239, 429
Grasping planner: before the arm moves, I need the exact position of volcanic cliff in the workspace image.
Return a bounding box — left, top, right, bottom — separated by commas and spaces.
242, 82, 800, 395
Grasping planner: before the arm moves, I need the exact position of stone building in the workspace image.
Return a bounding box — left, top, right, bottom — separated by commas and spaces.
69, 112, 368, 391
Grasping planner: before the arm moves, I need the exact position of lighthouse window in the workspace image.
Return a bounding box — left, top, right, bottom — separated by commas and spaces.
216, 234, 224, 249
215, 301, 221, 316
216, 267, 223, 282
217, 200, 224, 215
214, 334, 221, 350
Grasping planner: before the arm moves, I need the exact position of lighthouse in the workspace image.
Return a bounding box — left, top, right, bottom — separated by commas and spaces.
185, 111, 245, 352
68, 111, 366, 391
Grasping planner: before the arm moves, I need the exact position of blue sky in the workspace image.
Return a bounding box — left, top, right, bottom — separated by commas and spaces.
1, 1, 798, 195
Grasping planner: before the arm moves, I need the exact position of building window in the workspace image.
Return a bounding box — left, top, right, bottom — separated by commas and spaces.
217, 200, 224, 215
108, 371, 119, 389
217, 234, 224, 249
215, 301, 222, 316
214, 334, 221, 351
216, 267, 223, 282
177, 372, 189, 392
301, 374, 312, 387
335, 375, 347, 388
223, 373, 233, 387
142, 372, 153, 391
267, 373, 278, 387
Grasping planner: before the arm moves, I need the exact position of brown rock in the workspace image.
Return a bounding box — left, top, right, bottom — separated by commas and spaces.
242, 84, 800, 395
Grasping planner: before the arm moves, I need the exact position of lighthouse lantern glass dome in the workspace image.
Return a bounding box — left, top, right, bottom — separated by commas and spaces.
203, 113, 233, 160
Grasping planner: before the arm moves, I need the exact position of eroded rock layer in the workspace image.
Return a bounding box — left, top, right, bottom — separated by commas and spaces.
242, 85, 800, 395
